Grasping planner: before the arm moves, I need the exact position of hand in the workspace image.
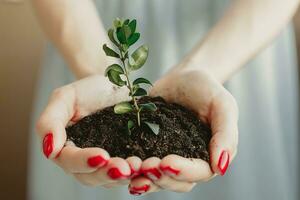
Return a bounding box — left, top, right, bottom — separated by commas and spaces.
128, 68, 239, 195
36, 75, 143, 187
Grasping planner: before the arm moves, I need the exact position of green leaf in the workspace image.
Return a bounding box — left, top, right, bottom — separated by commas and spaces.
116, 27, 126, 44
140, 103, 157, 112
124, 19, 130, 25
104, 64, 124, 76
107, 70, 126, 86
129, 84, 139, 96
114, 102, 133, 114
113, 18, 122, 28
127, 120, 134, 134
133, 77, 152, 86
108, 29, 119, 47
102, 44, 120, 58
116, 25, 132, 44
121, 44, 129, 52
128, 33, 140, 46
129, 45, 149, 70
133, 88, 147, 96
144, 122, 160, 135
128, 19, 137, 33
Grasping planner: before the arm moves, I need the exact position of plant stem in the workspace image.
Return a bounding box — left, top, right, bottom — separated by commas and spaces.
119, 49, 141, 126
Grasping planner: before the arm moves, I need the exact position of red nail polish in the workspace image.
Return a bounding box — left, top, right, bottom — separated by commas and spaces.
141, 168, 161, 180
160, 165, 180, 175
107, 167, 128, 179
43, 133, 53, 158
87, 155, 107, 167
131, 184, 150, 193
218, 151, 230, 176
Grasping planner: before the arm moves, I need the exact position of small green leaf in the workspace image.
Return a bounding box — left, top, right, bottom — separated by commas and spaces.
121, 44, 129, 52
127, 120, 134, 134
114, 102, 133, 114
140, 103, 157, 112
104, 64, 124, 76
108, 29, 119, 47
144, 122, 160, 135
129, 45, 149, 70
107, 70, 126, 86
128, 33, 140, 46
124, 19, 130, 25
133, 88, 147, 96
128, 19, 137, 33
133, 77, 152, 86
113, 18, 122, 28
116, 27, 126, 44
124, 25, 132, 39
103, 44, 120, 58
130, 84, 140, 96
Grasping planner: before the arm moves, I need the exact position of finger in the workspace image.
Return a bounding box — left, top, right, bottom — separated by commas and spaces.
129, 176, 160, 196
140, 157, 163, 181
139, 157, 195, 192
126, 156, 142, 178
159, 154, 214, 182
54, 144, 109, 173
210, 92, 239, 176
74, 157, 131, 186
36, 86, 76, 159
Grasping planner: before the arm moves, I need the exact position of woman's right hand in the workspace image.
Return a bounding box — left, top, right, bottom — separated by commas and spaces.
36, 75, 142, 187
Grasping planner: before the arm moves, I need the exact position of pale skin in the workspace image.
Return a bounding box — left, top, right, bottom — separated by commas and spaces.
32, 0, 299, 195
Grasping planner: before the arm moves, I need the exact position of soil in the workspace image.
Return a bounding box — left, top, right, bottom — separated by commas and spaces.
66, 97, 212, 162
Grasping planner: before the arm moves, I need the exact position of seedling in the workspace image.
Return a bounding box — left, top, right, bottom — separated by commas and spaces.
102, 18, 159, 135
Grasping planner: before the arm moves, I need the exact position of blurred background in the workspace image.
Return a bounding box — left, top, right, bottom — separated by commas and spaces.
0, 1, 299, 200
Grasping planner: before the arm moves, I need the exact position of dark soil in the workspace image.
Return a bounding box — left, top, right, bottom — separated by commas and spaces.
66, 97, 212, 162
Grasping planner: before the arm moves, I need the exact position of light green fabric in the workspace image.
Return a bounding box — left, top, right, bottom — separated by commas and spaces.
28, 0, 299, 199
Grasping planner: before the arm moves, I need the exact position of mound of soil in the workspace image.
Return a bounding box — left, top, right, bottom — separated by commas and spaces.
66, 97, 212, 162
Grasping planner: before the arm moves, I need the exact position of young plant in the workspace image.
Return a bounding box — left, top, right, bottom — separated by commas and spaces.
102, 18, 159, 135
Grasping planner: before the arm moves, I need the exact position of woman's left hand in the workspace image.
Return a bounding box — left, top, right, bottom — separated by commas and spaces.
128, 68, 239, 195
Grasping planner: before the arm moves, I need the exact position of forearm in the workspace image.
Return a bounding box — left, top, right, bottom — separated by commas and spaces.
31, 0, 110, 79
180, 0, 300, 83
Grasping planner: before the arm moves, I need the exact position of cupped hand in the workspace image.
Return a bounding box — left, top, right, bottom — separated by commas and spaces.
36, 75, 143, 187
128, 68, 239, 195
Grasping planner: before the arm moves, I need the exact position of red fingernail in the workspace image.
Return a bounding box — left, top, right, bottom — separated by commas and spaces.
129, 184, 150, 195
107, 167, 128, 179
142, 168, 161, 180
87, 155, 107, 167
131, 184, 150, 193
129, 165, 138, 178
43, 133, 53, 158
218, 151, 230, 176
160, 165, 180, 176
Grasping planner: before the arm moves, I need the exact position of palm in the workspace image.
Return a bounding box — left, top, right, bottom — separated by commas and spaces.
127, 69, 239, 194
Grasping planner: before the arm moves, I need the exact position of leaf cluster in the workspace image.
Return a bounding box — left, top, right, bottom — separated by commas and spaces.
102, 18, 159, 135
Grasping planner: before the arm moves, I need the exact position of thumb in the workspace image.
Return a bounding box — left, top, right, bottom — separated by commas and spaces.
209, 92, 239, 176
36, 86, 75, 159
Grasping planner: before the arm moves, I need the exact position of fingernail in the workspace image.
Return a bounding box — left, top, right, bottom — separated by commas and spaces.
87, 155, 107, 167
129, 184, 150, 195
129, 165, 139, 179
142, 168, 161, 181
218, 150, 230, 176
107, 167, 128, 179
160, 165, 180, 176
43, 133, 53, 158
